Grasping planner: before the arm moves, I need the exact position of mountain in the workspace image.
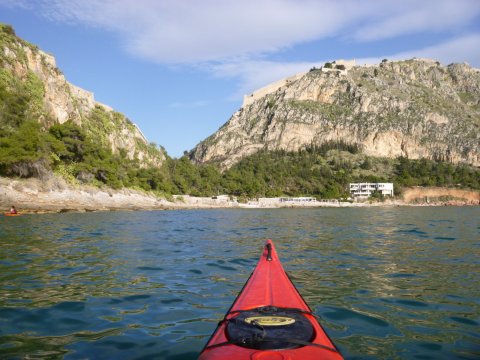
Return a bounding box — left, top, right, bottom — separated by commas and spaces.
0, 23, 165, 170
191, 58, 480, 169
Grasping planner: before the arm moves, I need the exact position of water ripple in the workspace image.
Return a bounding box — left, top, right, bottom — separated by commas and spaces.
0, 208, 479, 359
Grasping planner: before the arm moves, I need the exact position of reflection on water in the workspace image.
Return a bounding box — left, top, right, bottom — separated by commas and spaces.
0, 207, 479, 359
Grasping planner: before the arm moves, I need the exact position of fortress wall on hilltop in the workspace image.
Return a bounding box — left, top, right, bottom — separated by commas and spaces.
242, 72, 307, 107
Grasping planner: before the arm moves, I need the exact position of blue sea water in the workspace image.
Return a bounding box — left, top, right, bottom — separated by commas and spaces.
0, 207, 479, 359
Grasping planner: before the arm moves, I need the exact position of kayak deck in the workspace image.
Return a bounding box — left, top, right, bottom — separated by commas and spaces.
199, 240, 343, 360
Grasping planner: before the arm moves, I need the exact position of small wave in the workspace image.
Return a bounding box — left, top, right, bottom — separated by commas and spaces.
434, 236, 456, 241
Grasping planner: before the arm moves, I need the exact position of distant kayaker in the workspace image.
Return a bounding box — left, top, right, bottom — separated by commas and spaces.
9, 206, 17, 214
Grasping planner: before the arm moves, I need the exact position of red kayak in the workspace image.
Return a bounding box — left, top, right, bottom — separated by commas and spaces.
4, 213, 21, 216
199, 240, 343, 360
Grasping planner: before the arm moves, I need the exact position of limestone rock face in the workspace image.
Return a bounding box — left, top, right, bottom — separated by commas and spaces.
1, 28, 165, 167
191, 59, 480, 169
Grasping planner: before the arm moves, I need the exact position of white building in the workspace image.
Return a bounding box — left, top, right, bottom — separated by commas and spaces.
349, 183, 394, 198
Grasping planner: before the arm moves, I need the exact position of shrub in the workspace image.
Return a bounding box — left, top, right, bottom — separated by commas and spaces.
369, 190, 385, 202
0, 24, 15, 36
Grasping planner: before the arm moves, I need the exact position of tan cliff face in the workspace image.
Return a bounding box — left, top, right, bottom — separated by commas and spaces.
191, 59, 480, 169
1, 28, 165, 167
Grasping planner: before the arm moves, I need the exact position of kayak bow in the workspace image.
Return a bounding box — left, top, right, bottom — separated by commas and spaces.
199, 240, 343, 360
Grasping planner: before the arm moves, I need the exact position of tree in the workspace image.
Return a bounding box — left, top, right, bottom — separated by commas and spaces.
49, 121, 86, 162
0, 120, 63, 177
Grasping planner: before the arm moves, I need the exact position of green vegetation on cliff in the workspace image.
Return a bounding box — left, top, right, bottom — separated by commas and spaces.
160, 146, 480, 199
0, 68, 46, 130
221, 148, 480, 198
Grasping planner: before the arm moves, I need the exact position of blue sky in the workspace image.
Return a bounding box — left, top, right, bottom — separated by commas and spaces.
1, 0, 480, 157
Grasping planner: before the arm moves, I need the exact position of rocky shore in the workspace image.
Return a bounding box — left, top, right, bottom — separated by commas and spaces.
1, 177, 478, 214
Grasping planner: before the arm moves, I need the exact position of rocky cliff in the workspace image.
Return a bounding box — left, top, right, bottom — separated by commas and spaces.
191, 58, 480, 169
0, 24, 165, 167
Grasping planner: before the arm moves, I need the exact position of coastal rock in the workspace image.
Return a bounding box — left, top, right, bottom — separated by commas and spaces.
191, 59, 480, 169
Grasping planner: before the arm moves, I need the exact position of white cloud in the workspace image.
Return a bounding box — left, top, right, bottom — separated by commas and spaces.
352, 0, 480, 41
39, 0, 357, 63
23, 0, 479, 65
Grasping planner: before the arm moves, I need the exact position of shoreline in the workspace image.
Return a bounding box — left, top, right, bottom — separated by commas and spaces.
1, 177, 479, 214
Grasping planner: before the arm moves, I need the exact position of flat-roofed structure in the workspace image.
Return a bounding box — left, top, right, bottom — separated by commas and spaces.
349, 183, 394, 198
